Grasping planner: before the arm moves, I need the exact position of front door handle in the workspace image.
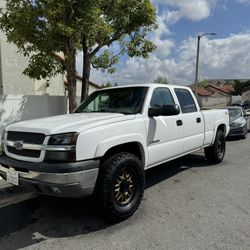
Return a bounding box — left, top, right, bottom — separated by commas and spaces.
196, 117, 201, 123
176, 120, 183, 126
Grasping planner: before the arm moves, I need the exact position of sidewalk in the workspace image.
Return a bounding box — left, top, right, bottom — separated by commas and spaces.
0, 177, 23, 196
0, 177, 37, 208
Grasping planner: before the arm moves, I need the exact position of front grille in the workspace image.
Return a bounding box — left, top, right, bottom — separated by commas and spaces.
7, 132, 45, 144
6, 131, 45, 159
7, 146, 41, 158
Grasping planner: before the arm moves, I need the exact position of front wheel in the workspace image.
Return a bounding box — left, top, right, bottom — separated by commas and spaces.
205, 130, 226, 164
95, 152, 145, 222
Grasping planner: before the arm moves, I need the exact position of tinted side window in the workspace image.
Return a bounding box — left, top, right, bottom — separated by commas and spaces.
150, 88, 175, 108
174, 89, 197, 113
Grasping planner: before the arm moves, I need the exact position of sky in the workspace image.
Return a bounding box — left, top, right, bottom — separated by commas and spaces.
77, 0, 250, 86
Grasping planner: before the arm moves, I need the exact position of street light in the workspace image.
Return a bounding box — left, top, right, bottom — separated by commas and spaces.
194, 32, 217, 97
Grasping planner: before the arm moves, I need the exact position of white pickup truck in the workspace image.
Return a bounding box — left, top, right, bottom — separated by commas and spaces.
0, 84, 229, 221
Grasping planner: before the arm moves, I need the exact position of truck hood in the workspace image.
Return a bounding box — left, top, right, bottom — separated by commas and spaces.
6, 113, 135, 135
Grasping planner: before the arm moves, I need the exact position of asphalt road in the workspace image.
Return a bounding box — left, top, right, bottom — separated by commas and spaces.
0, 136, 250, 250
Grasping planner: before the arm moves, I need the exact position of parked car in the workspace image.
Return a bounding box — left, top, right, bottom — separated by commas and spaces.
0, 84, 229, 222
231, 100, 250, 110
226, 106, 248, 138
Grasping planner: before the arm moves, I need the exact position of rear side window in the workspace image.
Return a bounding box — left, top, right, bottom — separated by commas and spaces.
174, 88, 197, 113
150, 88, 175, 108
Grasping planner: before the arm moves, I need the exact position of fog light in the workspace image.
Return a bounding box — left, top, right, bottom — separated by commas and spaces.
50, 187, 62, 194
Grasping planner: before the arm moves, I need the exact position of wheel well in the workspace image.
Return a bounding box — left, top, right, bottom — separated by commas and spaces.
101, 142, 145, 167
217, 124, 226, 134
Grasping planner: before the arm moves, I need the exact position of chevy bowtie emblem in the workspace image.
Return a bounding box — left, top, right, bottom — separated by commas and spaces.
14, 141, 24, 151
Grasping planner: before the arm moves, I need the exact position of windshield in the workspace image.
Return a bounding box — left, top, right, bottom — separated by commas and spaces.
228, 108, 242, 118
75, 87, 148, 115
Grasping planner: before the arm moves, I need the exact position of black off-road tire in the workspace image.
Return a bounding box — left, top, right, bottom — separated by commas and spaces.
95, 152, 145, 222
204, 130, 226, 164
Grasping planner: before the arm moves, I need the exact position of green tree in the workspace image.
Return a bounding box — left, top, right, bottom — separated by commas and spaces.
0, 0, 157, 112
153, 76, 169, 84
234, 80, 250, 95
101, 82, 115, 88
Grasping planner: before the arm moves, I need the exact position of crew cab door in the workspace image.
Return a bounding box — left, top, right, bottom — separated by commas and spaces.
146, 87, 184, 167
174, 88, 204, 153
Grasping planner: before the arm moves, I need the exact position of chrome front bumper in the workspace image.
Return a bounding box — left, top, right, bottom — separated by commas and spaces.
0, 156, 100, 198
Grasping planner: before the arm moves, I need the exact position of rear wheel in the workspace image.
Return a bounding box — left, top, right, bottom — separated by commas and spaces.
95, 152, 145, 222
205, 130, 226, 164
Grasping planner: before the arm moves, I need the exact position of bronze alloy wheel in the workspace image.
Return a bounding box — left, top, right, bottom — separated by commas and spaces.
113, 167, 136, 207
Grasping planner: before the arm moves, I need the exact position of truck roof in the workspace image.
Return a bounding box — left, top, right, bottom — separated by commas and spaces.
99, 83, 191, 91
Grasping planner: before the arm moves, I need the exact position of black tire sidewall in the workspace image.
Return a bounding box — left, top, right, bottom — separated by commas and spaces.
215, 130, 226, 162
98, 152, 145, 221
205, 129, 226, 164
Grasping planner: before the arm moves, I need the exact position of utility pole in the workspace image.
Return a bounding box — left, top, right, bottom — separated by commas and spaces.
194, 32, 217, 97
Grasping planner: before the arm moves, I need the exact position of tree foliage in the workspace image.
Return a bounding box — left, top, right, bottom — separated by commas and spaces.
101, 82, 118, 88
234, 80, 250, 95
0, 0, 157, 111
153, 76, 169, 84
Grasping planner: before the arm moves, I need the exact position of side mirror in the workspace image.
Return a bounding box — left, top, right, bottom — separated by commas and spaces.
161, 104, 180, 116
148, 107, 161, 117
148, 104, 180, 117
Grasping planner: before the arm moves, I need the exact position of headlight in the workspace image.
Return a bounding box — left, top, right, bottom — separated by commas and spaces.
45, 133, 78, 162
231, 118, 247, 128
48, 133, 78, 145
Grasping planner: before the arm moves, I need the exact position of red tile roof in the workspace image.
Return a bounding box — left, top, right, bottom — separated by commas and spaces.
190, 87, 214, 97
205, 84, 235, 95
220, 84, 235, 94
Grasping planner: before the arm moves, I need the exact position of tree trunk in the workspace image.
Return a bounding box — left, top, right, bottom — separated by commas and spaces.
65, 39, 77, 113
81, 52, 91, 102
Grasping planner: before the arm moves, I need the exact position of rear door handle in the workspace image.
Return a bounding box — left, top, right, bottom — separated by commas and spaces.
196, 117, 201, 123
176, 120, 183, 126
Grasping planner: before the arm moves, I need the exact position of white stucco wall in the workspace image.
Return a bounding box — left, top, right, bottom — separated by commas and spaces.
76, 79, 99, 97
35, 75, 66, 96
199, 96, 231, 109
0, 32, 35, 95
0, 32, 67, 96
0, 95, 67, 134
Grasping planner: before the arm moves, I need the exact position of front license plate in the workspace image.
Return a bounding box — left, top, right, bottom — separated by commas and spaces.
7, 169, 19, 186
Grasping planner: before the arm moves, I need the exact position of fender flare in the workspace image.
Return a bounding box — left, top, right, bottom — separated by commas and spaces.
211, 122, 227, 145
94, 134, 147, 165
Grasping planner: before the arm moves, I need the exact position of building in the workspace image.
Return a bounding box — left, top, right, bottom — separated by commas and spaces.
191, 83, 234, 109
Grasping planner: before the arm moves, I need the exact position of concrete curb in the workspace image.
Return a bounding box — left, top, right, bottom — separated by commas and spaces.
0, 177, 11, 189
0, 178, 37, 208
0, 178, 24, 196
0, 192, 37, 208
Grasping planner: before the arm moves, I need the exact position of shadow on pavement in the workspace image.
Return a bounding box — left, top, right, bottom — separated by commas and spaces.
146, 153, 208, 189
0, 153, 209, 249
226, 136, 245, 141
